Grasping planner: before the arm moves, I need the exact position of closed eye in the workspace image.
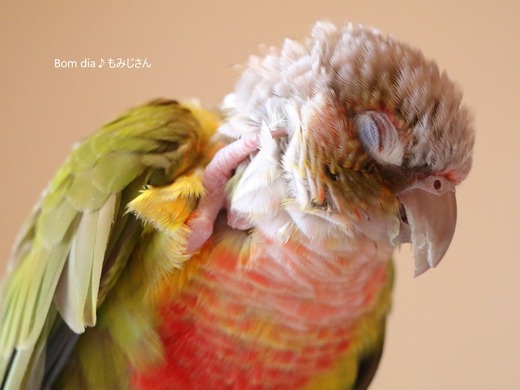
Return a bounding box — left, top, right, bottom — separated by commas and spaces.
355, 111, 404, 166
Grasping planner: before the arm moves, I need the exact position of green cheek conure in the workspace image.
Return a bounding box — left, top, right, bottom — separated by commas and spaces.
0, 21, 475, 389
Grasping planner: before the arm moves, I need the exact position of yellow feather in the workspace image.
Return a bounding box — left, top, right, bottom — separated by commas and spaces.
128, 173, 204, 231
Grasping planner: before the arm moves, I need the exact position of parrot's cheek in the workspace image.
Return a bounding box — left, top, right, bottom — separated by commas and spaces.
393, 187, 457, 277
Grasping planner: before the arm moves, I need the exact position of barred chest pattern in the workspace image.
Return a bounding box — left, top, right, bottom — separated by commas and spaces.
135, 213, 393, 389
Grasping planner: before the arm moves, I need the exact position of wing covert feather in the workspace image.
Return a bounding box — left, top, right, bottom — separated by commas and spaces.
0, 99, 218, 389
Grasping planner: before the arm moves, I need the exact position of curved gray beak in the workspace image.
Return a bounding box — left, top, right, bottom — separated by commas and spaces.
394, 179, 457, 277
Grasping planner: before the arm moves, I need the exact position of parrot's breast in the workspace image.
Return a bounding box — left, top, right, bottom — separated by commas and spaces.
134, 216, 393, 389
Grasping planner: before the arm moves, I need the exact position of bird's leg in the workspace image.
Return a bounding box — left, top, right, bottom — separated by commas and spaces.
186, 135, 259, 252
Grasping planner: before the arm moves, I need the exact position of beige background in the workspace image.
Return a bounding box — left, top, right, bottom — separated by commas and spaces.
1, 1, 519, 388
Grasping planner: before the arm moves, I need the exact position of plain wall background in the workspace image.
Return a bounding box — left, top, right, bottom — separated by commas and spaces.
1, 1, 519, 388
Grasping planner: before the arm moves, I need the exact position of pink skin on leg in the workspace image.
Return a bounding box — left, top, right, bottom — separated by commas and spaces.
186, 135, 259, 252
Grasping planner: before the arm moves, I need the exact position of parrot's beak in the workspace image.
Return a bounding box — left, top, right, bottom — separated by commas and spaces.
393, 182, 457, 276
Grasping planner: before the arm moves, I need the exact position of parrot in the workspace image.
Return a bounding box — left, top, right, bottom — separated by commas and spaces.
0, 21, 474, 390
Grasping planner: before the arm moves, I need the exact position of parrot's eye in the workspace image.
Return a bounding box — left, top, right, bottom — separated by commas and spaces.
355, 111, 404, 166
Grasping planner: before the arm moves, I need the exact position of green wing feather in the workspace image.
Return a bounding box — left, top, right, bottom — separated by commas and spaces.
0, 100, 215, 389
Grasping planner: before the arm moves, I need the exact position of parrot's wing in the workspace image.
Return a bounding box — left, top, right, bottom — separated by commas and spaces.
0, 100, 217, 389
353, 326, 385, 390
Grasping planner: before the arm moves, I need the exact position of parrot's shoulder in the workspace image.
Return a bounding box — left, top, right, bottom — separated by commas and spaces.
0, 99, 220, 389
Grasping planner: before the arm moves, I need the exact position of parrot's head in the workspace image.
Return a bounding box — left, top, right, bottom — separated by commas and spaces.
220, 22, 475, 276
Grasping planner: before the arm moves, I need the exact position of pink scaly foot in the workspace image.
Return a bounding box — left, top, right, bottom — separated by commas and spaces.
186, 135, 259, 252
